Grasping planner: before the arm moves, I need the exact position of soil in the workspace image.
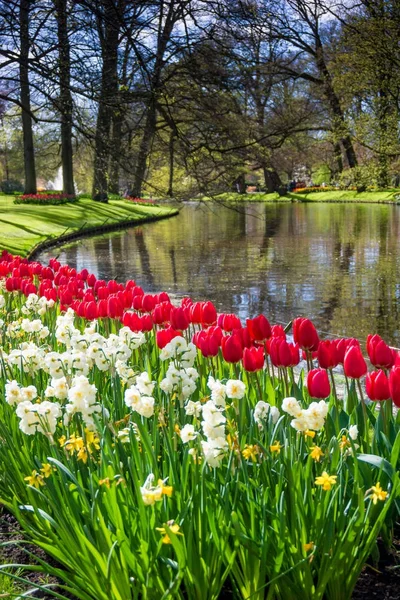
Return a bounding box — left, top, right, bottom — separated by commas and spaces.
1, 509, 399, 599
352, 532, 400, 600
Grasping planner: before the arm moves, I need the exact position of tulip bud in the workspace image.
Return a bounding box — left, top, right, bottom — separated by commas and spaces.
242, 346, 265, 372
307, 368, 330, 398
366, 334, 394, 369
366, 370, 390, 401
343, 345, 367, 379
389, 366, 400, 408
221, 333, 243, 363
246, 315, 272, 342
293, 317, 319, 351
317, 340, 339, 370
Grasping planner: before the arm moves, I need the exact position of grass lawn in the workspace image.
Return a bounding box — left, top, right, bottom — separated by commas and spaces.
204, 189, 400, 203
0, 195, 178, 257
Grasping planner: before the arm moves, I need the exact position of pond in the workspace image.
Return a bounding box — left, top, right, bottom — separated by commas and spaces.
38, 201, 400, 345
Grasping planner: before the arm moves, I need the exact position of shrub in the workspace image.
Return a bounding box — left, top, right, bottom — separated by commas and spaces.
1, 179, 24, 194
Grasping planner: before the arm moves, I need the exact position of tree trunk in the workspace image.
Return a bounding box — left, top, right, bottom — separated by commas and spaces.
131, 99, 157, 197
334, 142, 343, 174
109, 108, 123, 194
55, 0, 75, 195
167, 130, 175, 197
92, 0, 119, 201
315, 35, 358, 169
263, 167, 282, 192
233, 173, 246, 194
19, 0, 37, 194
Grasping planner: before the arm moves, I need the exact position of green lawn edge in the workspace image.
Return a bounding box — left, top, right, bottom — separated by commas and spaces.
0, 196, 179, 257
200, 189, 400, 204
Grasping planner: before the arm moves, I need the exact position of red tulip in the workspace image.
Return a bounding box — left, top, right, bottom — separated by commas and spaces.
156, 327, 181, 349
269, 338, 299, 368
218, 313, 242, 332
84, 301, 98, 320
189, 302, 203, 324
246, 315, 272, 342
389, 366, 400, 407
193, 330, 220, 357
366, 334, 394, 369
107, 296, 123, 319
202, 301, 217, 326
343, 345, 367, 379
366, 370, 390, 401
221, 333, 243, 363
170, 306, 190, 330
293, 317, 319, 351
307, 368, 330, 398
333, 338, 359, 364
317, 340, 339, 370
243, 346, 265, 372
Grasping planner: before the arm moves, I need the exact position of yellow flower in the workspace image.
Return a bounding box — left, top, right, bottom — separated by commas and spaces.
58, 435, 66, 447
242, 444, 259, 462
309, 446, 324, 462
174, 424, 181, 436
315, 471, 337, 491
304, 430, 316, 439
157, 479, 173, 497
270, 441, 283, 453
84, 428, 100, 450
156, 521, 183, 544
303, 541, 314, 552
40, 463, 53, 478
99, 478, 111, 489
24, 470, 45, 489
339, 435, 351, 451
65, 434, 84, 453
370, 482, 388, 505
77, 447, 88, 463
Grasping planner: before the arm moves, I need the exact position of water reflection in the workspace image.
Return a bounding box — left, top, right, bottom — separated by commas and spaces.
38, 202, 400, 345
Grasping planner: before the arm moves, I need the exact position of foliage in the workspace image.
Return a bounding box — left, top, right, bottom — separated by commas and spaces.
1, 179, 24, 194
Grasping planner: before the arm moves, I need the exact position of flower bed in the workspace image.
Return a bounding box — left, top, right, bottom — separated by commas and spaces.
14, 193, 78, 205
0, 249, 399, 599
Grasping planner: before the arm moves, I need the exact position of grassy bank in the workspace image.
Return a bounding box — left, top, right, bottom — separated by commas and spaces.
0, 195, 179, 257
204, 189, 400, 204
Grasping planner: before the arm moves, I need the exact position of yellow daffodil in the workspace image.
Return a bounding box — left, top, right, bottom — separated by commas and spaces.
242, 444, 259, 462
84, 428, 100, 450
156, 521, 183, 544
315, 471, 337, 491
99, 478, 111, 489
304, 430, 316, 439
24, 470, 45, 489
65, 434, 84, 453
309, 445, 324, 462
40, 463, 53, 478
339, 435, 351, 451
58, 435, 66, 447
174, 424, 181, 436
77, 447, 88, 464
157, 479, 173, 497
370, 482, 388, 505
270, 440, 283, 453
303, 541, 314, 552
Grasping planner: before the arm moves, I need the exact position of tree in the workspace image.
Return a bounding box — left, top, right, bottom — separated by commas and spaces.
19, 0, 37, 194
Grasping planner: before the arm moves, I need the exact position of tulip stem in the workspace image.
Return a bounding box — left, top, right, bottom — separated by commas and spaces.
329, 368, 339, 412
356, 378, 368, 439
255, 371, 263, 402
